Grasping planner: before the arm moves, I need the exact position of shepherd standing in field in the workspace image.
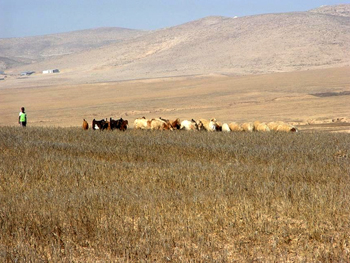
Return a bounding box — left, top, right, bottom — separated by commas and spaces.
19, 107, 27, 127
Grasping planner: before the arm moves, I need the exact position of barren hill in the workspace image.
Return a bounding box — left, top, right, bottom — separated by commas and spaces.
1, 5, 350, 130
3, 4, 350, 83
309, 4, 350, 17
0, 27, 148, 70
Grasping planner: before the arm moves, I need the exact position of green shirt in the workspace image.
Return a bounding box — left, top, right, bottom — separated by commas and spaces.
20, 112, 26, 122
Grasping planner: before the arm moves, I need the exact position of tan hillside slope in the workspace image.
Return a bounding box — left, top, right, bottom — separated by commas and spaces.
310, 4, 350, 17
117, 10, 350, 77
5, 4, 350, 83
0, 27, 149, 70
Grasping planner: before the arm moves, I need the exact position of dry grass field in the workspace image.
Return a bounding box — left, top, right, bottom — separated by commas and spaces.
1, 5, 349, 262
0, 126, 349, 261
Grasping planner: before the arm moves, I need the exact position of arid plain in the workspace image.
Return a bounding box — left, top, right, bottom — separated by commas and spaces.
1, 66, 350, 132
1, 4, 350, 132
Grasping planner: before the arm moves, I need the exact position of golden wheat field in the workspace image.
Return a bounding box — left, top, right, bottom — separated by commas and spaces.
0, 126, 349, 262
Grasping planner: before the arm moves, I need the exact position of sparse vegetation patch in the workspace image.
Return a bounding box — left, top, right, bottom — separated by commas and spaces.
310, 91, 350, 97
0, 127, 349, 261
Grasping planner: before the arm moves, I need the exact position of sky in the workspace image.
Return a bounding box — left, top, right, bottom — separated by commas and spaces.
1, 0, 349, 38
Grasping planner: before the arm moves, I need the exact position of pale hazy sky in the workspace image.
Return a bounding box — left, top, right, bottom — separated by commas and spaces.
1, 0, 349, 38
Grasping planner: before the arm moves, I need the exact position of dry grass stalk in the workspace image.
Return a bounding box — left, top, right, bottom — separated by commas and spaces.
0, 127, 349, 261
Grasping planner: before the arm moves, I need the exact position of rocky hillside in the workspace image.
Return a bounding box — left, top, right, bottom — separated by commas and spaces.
309, 4, 350, 17
2, 4, 350, 81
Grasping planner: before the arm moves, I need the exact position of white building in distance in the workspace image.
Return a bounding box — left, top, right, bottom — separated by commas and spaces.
43, 69, 60, 74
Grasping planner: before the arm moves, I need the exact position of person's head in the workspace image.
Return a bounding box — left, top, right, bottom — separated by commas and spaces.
21, 107, 25, 112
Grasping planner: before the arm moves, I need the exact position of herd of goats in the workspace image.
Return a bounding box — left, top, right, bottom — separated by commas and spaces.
82, 117, 298, 132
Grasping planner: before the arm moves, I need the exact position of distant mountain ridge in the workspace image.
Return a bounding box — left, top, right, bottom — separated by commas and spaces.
0, 27, 148, 70
1, 4, 350, 81
309, 4, 350, 17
